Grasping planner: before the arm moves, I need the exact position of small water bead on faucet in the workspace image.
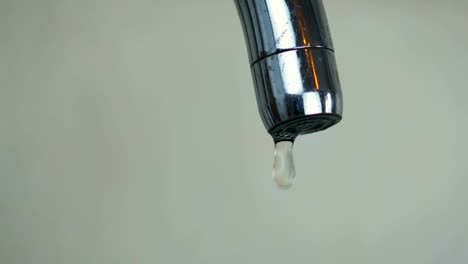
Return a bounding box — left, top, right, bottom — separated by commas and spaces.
272, 141, 296, 189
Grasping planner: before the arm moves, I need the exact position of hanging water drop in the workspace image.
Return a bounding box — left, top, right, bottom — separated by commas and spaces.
272, 141, 296, 189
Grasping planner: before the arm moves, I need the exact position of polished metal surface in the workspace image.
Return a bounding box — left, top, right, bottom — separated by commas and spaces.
235, 0, 343, 141
251, 48, 342, 137
235, 0, 334, 64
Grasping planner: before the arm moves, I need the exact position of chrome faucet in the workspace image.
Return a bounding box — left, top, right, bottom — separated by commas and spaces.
235, 0, 343, 143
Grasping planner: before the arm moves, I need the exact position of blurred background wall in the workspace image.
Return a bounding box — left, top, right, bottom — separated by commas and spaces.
1, 0, 467, 263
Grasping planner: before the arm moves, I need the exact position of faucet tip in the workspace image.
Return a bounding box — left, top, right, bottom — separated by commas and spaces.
270, 113, 342, 143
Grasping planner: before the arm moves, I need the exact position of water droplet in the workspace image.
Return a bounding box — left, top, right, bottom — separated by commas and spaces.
272, 141, 296, 189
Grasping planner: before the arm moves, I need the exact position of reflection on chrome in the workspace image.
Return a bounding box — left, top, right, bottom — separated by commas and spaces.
265, 0, 296, 48
303, 92, 323, 115
278, 51, 304, 95
324, 92, 333, 113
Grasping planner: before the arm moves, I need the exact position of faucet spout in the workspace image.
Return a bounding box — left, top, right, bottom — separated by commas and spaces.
235, 0, 343, 142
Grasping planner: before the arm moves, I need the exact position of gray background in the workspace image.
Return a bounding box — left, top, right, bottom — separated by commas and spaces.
1, 0, 467, 263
